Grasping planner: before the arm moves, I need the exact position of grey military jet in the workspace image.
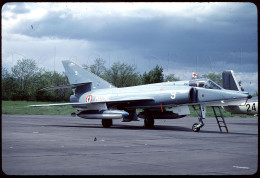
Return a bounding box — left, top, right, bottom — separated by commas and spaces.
28, 60, 251, 132
221, 70, 258, 115
223, 97, 258, 115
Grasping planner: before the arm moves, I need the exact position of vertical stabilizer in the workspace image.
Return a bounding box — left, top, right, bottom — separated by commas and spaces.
222, 70, 242, 92
62, 60, 115, 90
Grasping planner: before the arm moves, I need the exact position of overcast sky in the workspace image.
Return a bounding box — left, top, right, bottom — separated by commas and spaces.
1, 2, 258, 94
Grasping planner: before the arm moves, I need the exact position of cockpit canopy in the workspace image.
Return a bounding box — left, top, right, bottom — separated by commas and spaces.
189, 79, 223, 90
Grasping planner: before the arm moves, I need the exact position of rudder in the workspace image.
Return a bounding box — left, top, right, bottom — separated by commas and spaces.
62, 60, 115, 90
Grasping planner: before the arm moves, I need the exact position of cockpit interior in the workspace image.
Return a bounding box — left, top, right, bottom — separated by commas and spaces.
189, 79, 223, 90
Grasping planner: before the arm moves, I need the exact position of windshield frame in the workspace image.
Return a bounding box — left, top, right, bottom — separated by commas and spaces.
189, 79, 223, 90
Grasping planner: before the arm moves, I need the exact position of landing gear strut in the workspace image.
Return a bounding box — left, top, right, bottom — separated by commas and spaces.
192, 105, 205, 132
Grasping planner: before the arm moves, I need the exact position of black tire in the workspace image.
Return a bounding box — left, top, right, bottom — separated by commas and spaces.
192, 123, 200, 132
102, 119, 113, 128
144, 111, 154, 128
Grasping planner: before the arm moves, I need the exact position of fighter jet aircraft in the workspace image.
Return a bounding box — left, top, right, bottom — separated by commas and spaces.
223, 97, 258, 115
28, 60, 251, 132
221, 70, 258, 115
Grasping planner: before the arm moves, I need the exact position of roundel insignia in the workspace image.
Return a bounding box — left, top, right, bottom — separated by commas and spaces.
85, 95, 93, 103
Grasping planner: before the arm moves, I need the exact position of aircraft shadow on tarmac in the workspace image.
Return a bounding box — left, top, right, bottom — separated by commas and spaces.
228, 122, 258, 126
44, 124, 257, 136
46, 124, 193, 132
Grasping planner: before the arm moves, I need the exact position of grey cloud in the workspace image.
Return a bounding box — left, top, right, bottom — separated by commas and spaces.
2, 3, 31, 18
8, 2, 257, 73
12, 3, 30, 14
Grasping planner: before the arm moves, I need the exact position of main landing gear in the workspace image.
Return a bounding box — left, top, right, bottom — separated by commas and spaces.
102, 119, 113, 128
192, 105, 205, 132
143, 110, 154, 128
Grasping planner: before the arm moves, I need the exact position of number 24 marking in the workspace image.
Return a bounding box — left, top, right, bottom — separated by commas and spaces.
246, 103, 256, 112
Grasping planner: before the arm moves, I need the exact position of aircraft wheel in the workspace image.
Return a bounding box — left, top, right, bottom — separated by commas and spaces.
144, 112, 154, 128
102, 119, 113, 128
192, 123, 200, 132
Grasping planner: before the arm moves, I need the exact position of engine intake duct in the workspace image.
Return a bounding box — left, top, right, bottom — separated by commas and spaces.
189, 87, 198, 103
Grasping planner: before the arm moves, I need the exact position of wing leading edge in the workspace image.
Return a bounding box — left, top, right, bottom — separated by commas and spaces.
27, 97, 155, 107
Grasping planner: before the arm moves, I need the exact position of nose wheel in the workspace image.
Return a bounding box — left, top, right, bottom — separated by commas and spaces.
192, 105, 206, 132
192, 119, 204, 132
192, 123, 200, 132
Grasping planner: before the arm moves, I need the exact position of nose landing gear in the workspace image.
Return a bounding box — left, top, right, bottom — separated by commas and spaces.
192, 105, 206, 132
192, 118, 204, 132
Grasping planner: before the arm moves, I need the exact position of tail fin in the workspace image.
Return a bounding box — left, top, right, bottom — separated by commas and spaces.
222, 70, 242, 92
62, 60, 115, 91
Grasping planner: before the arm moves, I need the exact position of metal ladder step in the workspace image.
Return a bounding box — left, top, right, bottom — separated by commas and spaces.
212, 106, 228, 133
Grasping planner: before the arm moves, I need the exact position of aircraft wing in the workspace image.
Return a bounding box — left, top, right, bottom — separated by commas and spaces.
27, 97, 154, 107
39, 82, 91, 91
26, 102, 87, 107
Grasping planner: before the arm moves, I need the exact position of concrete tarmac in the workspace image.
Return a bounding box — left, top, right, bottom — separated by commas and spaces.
1, 114, 258, 175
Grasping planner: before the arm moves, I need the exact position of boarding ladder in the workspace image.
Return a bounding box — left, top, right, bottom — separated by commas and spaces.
212, 106, 228, 133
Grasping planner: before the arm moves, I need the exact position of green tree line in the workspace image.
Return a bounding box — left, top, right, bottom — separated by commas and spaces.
2, 58, 180, 101
2, 59, 72, 101
4, 58, 253, 102
83, 58, 180, 87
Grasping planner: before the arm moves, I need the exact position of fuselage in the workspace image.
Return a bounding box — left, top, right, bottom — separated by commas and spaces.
73, 81, 249, 111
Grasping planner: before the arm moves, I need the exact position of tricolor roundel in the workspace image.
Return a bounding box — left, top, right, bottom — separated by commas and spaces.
85, 95, 93, 103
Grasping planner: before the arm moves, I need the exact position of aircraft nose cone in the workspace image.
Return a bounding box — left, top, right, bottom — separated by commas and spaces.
248, 95, 252, 99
